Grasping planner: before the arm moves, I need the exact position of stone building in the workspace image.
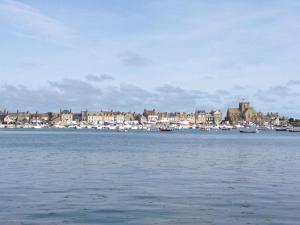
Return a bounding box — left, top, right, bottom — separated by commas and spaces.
168, 112, 187, 123
226, 101, 256, 124
60, 110, 73, 124
143, 109, 158, 122
158, 112, 169, 123
255, 112, 279, 126
211, 110, 223, 125
114, 112, 125, 123
82, 111, 103, 124
195, 110, 207, 124
124, 112, 135, 123
186, 113, 195, 123
73, 113, 82, 123
30, 113, 50, 123
1, 111, 31, 124
102, 111, 115, 123
49, 112, 61, 124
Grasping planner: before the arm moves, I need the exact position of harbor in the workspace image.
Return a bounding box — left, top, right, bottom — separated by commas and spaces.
1, 101, 299, 133
1, 0, 300, 224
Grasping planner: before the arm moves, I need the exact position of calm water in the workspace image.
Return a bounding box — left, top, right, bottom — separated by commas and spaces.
0, 129, 300, 225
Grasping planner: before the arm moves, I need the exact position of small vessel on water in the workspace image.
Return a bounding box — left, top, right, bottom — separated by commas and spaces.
33, 124, 42, 129
116, 125, 128, 132
200, 127, 210, 131
159, 127, 173, 132
288, 127, 300, 133
240, 127, 259, 133
220, 125, 232, 131
221, 127, 231, 131
275, 127, 288, 132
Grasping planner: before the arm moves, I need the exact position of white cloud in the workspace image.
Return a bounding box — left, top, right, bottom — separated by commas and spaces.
0, 0, 77, 43
1, 77, 300, 117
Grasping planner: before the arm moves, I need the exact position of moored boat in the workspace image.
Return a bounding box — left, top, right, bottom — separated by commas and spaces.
275, 127, 288, 131
221, 127, 231, 131
288, 128, 300, 132
200, 127, 210, 131
159, 127, 173, 132
240, 127, 259, 133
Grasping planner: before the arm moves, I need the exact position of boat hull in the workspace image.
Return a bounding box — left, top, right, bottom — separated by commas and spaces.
240, 128, 259, 133
159, 128, 173, 132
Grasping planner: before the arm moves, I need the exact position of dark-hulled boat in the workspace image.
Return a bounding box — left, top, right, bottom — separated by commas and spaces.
159, 127, 173, 132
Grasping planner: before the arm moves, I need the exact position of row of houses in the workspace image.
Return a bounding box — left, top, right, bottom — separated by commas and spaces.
1, 101, 287, 126
0, 110, 140, 125
0, 109, 223, 125
0, 111, 54, 124
143, 109, 223, 125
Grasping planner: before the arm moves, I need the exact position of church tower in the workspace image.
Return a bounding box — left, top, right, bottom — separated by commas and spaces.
239, 101, 250, 114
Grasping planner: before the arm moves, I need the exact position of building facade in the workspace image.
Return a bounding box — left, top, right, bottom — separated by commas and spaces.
226, 101, 256, 124
60, 110, 73, 124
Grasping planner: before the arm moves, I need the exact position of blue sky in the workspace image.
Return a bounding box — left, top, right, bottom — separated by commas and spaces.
0, 0, 300, 116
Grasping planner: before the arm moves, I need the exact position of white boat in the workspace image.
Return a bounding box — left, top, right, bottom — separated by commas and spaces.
275, 127, 288, 131
108, 125, 117, 130
221, 127, 231, 131
240, 127, 259, 133
210, 126, 220, 130
191, 125, 197, 129
0, 124, 6, 128
200, 127, 210, 131
288, 127, 300, 132
117, 127, 128, 132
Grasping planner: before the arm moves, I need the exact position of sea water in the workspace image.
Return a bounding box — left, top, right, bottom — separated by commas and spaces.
0, 129, 300, 225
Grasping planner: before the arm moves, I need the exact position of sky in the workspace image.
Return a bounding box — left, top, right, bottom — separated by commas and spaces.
0, 0, 300, 117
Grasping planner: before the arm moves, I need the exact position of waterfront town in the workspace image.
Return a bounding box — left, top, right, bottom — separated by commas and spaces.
0, 101, 299, 131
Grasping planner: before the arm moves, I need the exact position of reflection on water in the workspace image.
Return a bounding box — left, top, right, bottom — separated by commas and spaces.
0, 129, 300, 224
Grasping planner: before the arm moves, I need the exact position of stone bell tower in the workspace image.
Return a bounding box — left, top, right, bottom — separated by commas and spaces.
239, 100, 250, 114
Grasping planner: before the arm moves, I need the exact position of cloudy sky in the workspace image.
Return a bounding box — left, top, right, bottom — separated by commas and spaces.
0, 0, 300, 116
